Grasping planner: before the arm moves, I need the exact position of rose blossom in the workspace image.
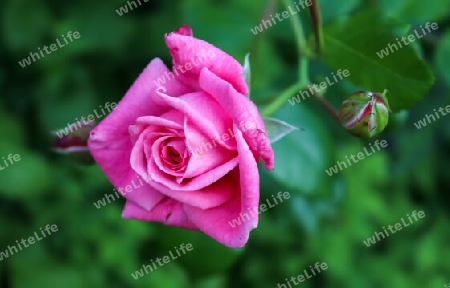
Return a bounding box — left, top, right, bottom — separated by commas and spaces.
88, 25, 274, 248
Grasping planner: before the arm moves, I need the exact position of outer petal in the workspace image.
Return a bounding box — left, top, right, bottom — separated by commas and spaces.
199, 68, 274, 170
88, 58, 191, 211
122, 199, 198, 230
165, 27, 248, 95
184, 127, 260, 248
173, 24, 193, 37
147, 172, 236, 210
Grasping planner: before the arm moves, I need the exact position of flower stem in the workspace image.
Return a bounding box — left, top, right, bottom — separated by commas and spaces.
281, 0, 309, 79
260, 82, 306, 117
260, 0, 338, 122
312, 90, 340, 122
308, 0, 324, 55
286, 0, 338, 123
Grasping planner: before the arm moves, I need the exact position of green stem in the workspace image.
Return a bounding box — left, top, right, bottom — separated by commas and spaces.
287, 0, 338, 123
281, 0, 306, 50
261, 82, 306, 117
251, 0, 278, 54
260, 0, 338, 122
313, 92, 340, 122
281, 0, 309, 78
309, 0, 323, 55
261, 0, 310, 117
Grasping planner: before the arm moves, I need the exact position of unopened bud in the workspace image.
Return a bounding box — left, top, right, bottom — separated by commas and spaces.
51, 121, 96, 164
339, 89, 390, 138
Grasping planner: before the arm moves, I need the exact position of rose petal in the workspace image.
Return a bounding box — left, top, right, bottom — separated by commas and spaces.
129, 124, 147, 146
131, 128, 178, 182
122, 199, 198, 230
184, 127, 259, 248
173, 24, 193, 37
183, 120, 237, 178
147, 154, 239, 191
153, 90, 235, 150
233, 126, 260, 226
151, 136, 187, 177
199, 68, 274, 170
145, 172, 236, 210
88, 58, 191, 210
165, 27, 248, 95
136, 115, 184, 130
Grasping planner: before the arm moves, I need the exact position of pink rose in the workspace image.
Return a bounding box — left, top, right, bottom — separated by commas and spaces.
88, 25, 274, 248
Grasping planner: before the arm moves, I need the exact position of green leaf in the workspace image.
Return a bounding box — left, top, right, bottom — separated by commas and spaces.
268, 103, 334, 195
379, 0, 450, 22
263, 117, 298, 143
322, 9, 434, 112
319, 0, 361, 23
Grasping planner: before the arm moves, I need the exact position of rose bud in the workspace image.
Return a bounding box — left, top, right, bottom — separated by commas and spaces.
339, 89, 390, 138
51, 121, 97, 164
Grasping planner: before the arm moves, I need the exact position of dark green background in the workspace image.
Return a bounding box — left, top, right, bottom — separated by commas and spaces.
1, 0, 450, 287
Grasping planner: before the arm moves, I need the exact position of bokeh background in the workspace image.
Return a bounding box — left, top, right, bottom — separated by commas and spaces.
1, 0, 450, 287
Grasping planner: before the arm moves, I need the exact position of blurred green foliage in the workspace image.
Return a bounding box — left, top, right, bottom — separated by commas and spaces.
1, 0, 449, 287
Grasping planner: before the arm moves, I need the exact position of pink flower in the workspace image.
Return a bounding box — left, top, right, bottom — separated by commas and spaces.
88, 25, 274, 248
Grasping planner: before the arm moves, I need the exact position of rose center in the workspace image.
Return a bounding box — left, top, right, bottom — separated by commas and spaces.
167, 146, 182, 164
